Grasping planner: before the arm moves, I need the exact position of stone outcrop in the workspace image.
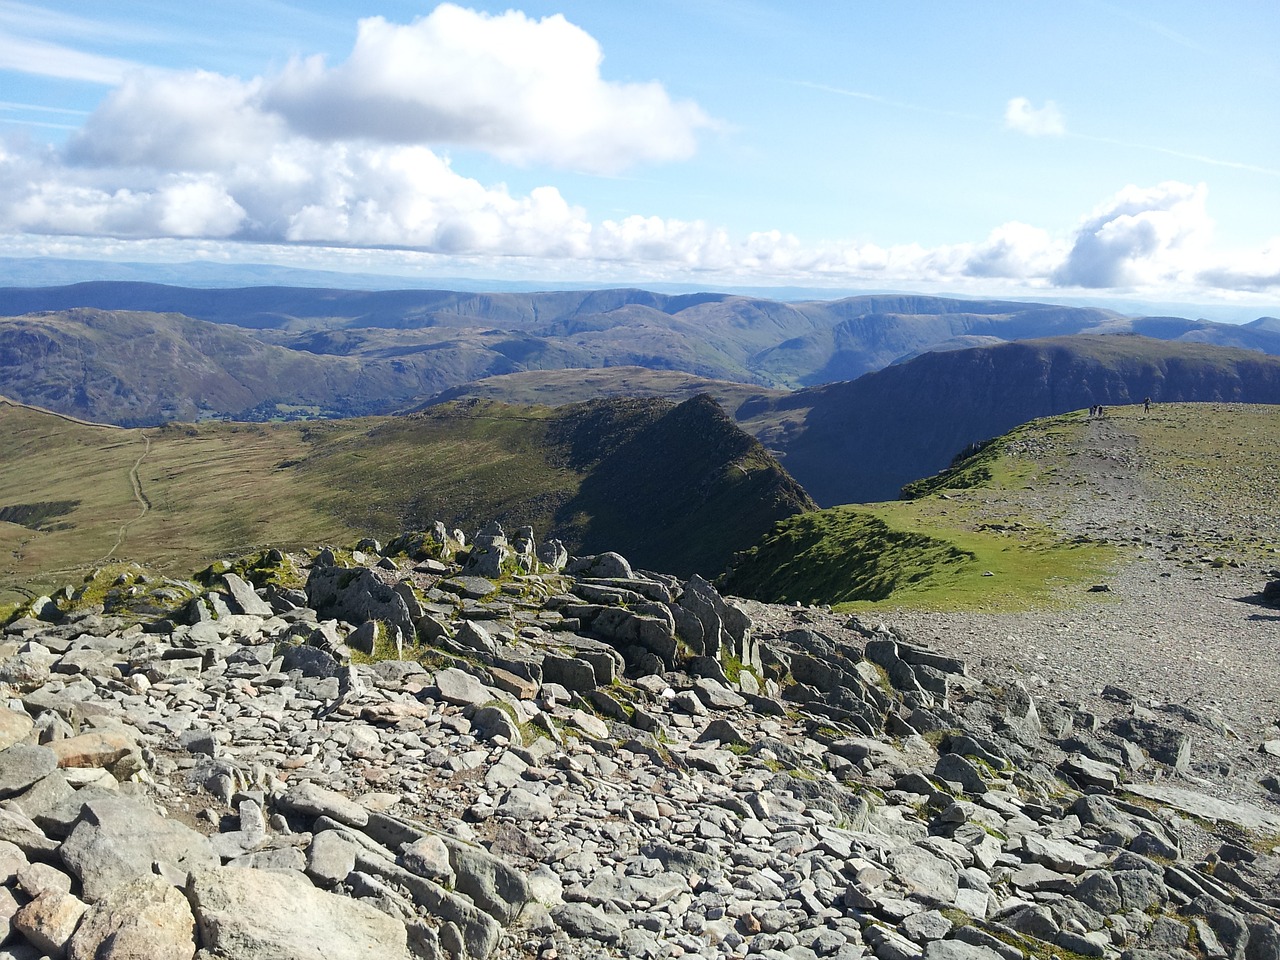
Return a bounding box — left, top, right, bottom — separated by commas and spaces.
0, 526, 1275, 960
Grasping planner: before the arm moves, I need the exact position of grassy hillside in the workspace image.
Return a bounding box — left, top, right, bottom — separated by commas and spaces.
0, 395, 812, 604
723, 402, 1280, 611
420, 367, 788, 418
723, 418, 1114, 611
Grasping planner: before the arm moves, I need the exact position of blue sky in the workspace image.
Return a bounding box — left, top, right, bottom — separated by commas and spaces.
0, 0, 1277, 307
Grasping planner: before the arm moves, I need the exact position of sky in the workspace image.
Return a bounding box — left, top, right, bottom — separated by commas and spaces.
0, 0, 1277, 309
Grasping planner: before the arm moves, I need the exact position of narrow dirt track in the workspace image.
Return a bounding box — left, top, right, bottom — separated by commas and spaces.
99, 431, 152, 562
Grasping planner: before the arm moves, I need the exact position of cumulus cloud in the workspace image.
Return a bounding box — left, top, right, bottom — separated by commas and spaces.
1052, 181, 1211, 288
1196, 241, 1280, 293
261, 5, 709, 173
67, 71, 283, 173
963, 222, 1061, 279
1004, 97, 1065, 136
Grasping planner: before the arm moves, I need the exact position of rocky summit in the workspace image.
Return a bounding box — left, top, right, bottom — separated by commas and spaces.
0, 523, 1276, 960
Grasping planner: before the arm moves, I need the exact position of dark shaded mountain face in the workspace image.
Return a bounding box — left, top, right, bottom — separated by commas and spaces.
3, 285, 1279, 429
758, 335, 1280, 507
542, 394, 817, 576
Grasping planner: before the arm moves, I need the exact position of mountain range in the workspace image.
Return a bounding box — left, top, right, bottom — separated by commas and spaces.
4, 283, 1280, 510
3, 284, 1278, 409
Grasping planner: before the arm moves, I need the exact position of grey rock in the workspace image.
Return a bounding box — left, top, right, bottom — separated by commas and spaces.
455, 620, 497, 656
888, 846, 959, 905
540, 655, 597, 693
221, 573, 273, 617
277, 782, 370, 828
1125, 783, 1280, 834
305, 829, 357, 888
438, 576, 497, 600
66, 874, 195, 960
187, 865, 411, 960
692, 677, 747, 710
306, 566, 415, 643
1070, 871, 1122, 914
433, 667, 493, 707
551, 902, 622, 943
496, 787, 553, 821
923, 940, 1007, 960
567, 553, 633, 580
279, 643, 340, 679
402, 835, 454, 886
1112, 716, 1191, 771
934, 753, 989, 794
0, 745, 58, 798
443, 836, 531, 925
59, 796, 219, 903
0, 807, 59, 857
471, 705, 520, 744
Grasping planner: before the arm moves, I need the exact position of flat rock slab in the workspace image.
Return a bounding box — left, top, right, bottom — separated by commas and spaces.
1125, 783, 1280, 834
187, 866, 411, 960
433, 667, 492, 707
0, 745, 58, 798
49, 731, 136, 771
277, 782, 369, 828
60, 797, 219, 903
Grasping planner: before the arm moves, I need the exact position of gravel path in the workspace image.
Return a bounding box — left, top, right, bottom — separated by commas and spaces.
875, 405, 1280, 808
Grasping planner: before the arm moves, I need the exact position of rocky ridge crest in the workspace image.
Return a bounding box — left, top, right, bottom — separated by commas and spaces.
0, 523, 1276, 960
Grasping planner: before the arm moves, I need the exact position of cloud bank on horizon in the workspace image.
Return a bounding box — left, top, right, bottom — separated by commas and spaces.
0, 2, 1277, 302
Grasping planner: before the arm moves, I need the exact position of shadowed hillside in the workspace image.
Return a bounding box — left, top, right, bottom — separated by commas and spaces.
749, 334, 1280, 506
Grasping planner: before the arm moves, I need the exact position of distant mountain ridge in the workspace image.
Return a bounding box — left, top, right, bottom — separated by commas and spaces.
750, 334, 1280, 506
2, 284, 1279, 418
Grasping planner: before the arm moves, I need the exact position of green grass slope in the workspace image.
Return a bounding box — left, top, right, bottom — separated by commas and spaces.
724, 401, 1280, 611
724, 412, 1106, 611
0, 395, 813, 604
419, 367, 789, 418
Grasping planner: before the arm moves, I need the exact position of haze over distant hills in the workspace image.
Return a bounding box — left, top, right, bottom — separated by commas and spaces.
1, 258, 1272, 325
3, 283, 1280, 425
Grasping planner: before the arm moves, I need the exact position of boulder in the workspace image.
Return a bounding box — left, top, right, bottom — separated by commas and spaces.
305, 567, 414, 644
59, 797, 219, 903
0, 745, 59, 798
186, 866, 411, 960
67, 875, 196, 960
220, 573, 273, 617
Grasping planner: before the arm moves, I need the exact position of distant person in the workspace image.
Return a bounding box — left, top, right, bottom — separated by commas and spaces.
1097, 404, 1105, 418
1143, 396, 1151, 413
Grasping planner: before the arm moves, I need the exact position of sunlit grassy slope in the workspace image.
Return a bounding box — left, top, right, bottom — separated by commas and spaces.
725, 401, 1280, 611
723, 412, 1118, 612
0, 395, 812, 604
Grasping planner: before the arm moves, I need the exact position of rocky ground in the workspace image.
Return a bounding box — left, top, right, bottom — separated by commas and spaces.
0, 508, 1276, 960
884, 404, 1280, 815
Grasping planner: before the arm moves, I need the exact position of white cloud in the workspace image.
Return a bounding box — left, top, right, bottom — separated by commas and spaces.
66, 71, 281, 172
963, 222, 1062, 279
1052, 181, 1211, 288
261, 5, 710, 173
1004, 97, 1065, 137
